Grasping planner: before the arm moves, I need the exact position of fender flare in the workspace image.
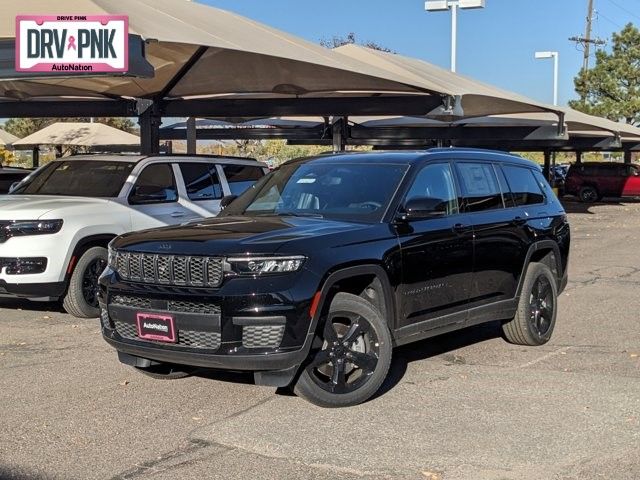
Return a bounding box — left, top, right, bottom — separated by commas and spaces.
310, 264, 397, 334
516, 240, 563, 297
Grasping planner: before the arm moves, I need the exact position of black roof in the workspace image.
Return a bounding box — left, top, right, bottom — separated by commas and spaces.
288, 148, 538, 168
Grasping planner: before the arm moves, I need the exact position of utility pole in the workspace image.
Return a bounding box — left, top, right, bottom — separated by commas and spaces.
569, 0, 605, 74
583, 0, 594, 71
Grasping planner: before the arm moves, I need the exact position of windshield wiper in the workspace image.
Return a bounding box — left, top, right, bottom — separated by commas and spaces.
274, 211, 324, 218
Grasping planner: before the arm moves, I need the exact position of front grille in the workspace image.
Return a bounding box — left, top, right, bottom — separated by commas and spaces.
112, 295, 151, 309
114, 320, 221, 350
110, 295, 221, 315
113, 251, 224, 287
243, 325, 285, 348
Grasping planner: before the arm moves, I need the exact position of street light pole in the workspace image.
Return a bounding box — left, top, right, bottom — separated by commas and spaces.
450, 2, 458, 72
425, 0, 486, 73
534, 51, 559, 105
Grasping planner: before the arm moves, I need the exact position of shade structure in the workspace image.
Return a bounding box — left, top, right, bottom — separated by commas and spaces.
0, 128, 19, 147
334, 44, 561, 119
0, 1, 561, 125
12, 122, 140, 148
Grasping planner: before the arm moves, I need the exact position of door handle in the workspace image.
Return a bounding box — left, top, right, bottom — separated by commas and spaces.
170, 211, 185, 218
512, 216, 527, 226
452, 223, 470, 234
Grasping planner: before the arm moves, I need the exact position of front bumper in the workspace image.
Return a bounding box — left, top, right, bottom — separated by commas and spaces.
99, 267, 321, 373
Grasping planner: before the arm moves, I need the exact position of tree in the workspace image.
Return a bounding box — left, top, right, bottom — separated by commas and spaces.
569, 23, 640, 125
319, 32, 394, 53
2, 117, 136, 138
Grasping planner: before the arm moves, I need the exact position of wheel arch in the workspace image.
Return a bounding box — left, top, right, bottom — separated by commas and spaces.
517, 240, 563, 296
66, 234, 118, 278
311, 264, 397, 335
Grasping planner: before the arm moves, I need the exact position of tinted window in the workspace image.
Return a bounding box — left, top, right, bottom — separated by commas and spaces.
221, 162, 408, 223
179, 163, 223, 201
502, 165, 546, 206
456, 162, 504, 212
11, 160, 134, 197
129, 164, 178, 205
222, 165, 265, 196
405, 163, 459, 215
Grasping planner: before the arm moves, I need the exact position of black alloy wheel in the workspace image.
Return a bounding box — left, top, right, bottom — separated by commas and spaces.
82, 257, 107, 308
502, 262, 557, 346
528, 274, 554, 337
306, 311, 380, 395
294, 292, 392, 407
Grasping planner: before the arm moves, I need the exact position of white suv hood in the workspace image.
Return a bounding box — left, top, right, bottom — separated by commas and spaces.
0, 195, 114, 220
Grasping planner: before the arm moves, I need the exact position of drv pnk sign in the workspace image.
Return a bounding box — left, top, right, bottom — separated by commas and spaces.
16, 15, 128, 73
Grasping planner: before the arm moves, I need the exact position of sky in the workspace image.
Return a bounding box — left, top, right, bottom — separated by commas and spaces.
200, 0, 638, 107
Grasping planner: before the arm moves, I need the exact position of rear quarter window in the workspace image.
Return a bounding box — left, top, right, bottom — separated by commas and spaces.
502, 165, 546, 206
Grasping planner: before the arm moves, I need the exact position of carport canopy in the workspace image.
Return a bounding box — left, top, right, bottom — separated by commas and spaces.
0, 0, 563, 154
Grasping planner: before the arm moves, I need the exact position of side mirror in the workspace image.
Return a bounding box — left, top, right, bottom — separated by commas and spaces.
399, 197, 448, 221
220, 195, 238, 209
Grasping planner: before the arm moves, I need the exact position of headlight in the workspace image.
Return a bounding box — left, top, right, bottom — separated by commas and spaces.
224, 255, 305, 275
0, 219, 63, 242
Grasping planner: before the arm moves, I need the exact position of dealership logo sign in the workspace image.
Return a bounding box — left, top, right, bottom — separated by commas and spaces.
15, 15, 128, 73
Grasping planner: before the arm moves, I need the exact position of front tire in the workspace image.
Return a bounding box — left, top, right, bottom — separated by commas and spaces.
502, 262, 558, 346
62, 246, 107, 319
294, 292, 392, 408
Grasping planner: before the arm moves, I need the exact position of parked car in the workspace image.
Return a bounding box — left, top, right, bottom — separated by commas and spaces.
0, 154, 267, 318
0, 164, 31, 193
564, 162, 640, 202
100, 148, 570, 407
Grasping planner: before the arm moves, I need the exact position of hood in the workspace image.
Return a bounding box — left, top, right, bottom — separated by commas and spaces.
112, 215, 374, 256
0, 195, 113, 220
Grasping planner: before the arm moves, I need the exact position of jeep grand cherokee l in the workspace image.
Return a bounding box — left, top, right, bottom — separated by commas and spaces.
0, 154, 267, 319
100, 149, 570, 407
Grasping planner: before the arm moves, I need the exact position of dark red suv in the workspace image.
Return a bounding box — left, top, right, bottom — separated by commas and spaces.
564, 162, 640, 202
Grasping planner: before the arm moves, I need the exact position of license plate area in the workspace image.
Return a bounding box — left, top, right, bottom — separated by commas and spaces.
136, 313, 176, 343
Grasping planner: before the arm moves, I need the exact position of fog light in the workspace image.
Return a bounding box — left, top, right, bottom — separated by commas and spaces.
1, 257, 47, 275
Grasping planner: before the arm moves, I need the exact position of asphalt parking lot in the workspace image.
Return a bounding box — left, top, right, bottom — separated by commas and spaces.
1, 199, 639, 480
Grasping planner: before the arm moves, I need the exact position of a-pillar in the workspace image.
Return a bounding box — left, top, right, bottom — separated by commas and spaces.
575, 151, 582, 164
624, 150, 632, 164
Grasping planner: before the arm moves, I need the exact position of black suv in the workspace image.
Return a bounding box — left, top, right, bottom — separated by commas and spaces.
100, 149, 570, 407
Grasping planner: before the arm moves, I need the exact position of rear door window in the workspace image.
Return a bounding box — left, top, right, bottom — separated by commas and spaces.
455, 162, 505, 212
179, 163, 223, 201
222, 165, 265, 196
129, 163, 178, 205
502, 165, 546, 206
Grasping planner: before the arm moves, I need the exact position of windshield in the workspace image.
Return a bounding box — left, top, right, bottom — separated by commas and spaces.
11, 160, 135, 197
221, 162, 408, 223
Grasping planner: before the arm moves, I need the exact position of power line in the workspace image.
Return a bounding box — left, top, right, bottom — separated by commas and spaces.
604, 0, 640, 22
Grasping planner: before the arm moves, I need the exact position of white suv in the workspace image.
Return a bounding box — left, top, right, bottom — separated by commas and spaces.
0, 154, 267, 318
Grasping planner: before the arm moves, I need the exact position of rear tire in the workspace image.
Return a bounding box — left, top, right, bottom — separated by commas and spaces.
294, 292, 392, 408
578, 185, 599, 203
62, 246, 107, 319
134, 364, 194, 380
502, 262, 557, 346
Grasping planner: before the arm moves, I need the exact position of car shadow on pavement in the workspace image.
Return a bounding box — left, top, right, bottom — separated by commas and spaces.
372, 320, 503, 400
561, 197, 640, 214
0, 298, 64, 313
190, 321, 504, 400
